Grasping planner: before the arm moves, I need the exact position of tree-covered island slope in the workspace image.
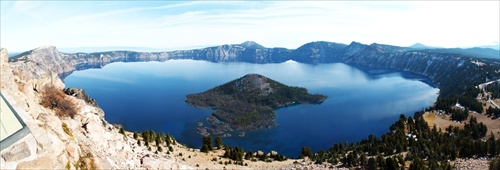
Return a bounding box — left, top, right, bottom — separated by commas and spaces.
186, 74, 326, 131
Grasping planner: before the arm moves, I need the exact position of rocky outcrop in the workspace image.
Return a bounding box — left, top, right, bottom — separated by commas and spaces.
64, 88, 98, 107
1, 48, 193, 169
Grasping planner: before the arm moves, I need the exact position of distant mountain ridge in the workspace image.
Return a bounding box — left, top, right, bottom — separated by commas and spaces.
9, 41, 500, 98
408, 43, 438, 49
406, 43, 499, 59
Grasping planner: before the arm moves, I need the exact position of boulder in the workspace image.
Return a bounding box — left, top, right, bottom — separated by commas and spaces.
1, 142, 31, 162
64, 88, 98, 107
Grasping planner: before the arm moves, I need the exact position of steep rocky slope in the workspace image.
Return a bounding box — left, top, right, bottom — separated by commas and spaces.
0, 46, 334, 170
2, 40, 499, 169
340, 42, 500, 97
1, 48, 193, 169
10, 41, 500, 98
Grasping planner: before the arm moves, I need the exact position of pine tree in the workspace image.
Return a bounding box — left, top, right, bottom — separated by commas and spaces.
215, 136, 223, 150
488, 133, 497, 156
409, 157, 425, 170
245, 150, 253, 160
155, 135, 162, 147
201, 144, 210, 153
299, 146, 313, 158
119, 127, 125, 135
142, 130, 149, 143
360, 154, 368, 166
367, 157, 377, 170
385, 157, 398, 170
203, 136, 213, 151
224, 146, 232, 158
165, 135, 171, 146
201, 135, 213, 153
151, 130, 157, 142
133, 131, 138, 140
376, 154, 385, 169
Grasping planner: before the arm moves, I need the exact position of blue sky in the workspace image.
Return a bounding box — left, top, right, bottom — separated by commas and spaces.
1, 1, 499, 52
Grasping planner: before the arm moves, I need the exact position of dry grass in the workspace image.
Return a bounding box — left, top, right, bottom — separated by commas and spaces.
423, 111, 500, 139
14, 79, 25, 93
40, 85, 77, 118
423, 111, 464, 131
422, 111, 436, 127
166, 144, 298, 169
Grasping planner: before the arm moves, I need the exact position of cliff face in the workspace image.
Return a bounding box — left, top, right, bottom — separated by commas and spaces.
3, 41, 499, 169
1, 48, 193, 169
340, 42, 500, 97
10, 41, 500, 97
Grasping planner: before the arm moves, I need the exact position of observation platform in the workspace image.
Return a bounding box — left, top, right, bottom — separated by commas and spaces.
0, 92, 30, 151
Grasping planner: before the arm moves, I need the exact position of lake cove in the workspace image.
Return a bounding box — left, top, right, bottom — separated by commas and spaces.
64, 60, 438, 157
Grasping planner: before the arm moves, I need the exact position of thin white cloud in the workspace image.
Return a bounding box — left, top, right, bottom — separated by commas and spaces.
1, 1, 498, 52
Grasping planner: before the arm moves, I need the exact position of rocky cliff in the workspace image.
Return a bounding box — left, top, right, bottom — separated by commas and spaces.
10, 41, 500, 97
340, 42, 500, 97
3, 40, 499, 169
1, 48, 193, 169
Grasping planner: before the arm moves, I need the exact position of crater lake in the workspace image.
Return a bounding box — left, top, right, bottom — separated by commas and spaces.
64, 60, 439, 157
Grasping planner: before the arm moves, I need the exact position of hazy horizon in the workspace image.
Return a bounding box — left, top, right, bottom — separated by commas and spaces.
5, 40, 500, 55
1, 1, 499, 53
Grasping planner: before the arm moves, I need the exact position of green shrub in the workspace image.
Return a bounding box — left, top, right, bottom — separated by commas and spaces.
66, 161, 71, 170
62, 123, 74, 140
119, 127, 125, 136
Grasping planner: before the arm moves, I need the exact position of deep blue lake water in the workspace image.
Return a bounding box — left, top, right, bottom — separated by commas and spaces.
64, 60, 439, 157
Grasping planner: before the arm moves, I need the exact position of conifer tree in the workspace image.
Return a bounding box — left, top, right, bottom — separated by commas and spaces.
299, 146, 313, 158
367, 157, 377, 170
119, 127, 125, 135
133, 131, 138, 140
215, 136, 223, 150
201, 135, 213, 153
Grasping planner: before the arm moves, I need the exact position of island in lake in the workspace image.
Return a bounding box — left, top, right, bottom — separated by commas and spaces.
186, 74, 327, 136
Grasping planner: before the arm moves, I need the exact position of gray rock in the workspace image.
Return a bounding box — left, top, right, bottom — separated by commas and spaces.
1, 142, 31, 162
196, 127, 209, 136
64, 88, 98, 107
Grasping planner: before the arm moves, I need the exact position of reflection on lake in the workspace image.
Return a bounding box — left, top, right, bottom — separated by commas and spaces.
64, 60, 438, 157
